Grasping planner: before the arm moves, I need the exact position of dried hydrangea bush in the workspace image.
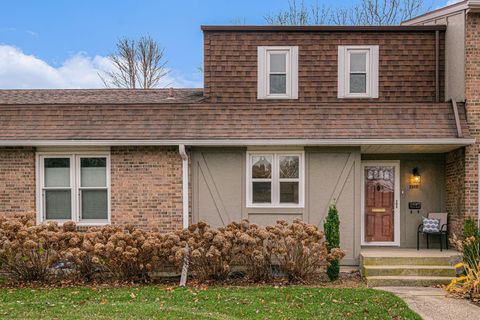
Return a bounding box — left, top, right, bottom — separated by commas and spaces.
0, 215, 345, 285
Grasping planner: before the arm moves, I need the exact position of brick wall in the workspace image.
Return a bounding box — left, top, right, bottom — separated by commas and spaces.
464, 13, 480, 228
445, 148, 465, 236
110, 146, 184, 232
0, 147, 36, 215
204, 30, 445, 103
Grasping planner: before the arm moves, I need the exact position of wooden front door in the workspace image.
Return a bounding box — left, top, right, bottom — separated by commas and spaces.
364, 165, 396, 243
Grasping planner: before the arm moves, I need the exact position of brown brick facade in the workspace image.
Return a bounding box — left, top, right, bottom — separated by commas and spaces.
446, 148, 465, 236
110, 146, 184, 232
204, 30, 445, 103
463, 13, 480, 229
0, 147, 36, 215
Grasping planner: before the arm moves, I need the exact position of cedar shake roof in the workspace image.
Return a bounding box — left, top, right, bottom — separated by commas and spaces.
0, 91, 471, 141
0, 89, 204, 105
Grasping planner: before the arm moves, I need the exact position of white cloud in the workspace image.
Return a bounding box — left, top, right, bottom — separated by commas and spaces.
0, 45, 202, 89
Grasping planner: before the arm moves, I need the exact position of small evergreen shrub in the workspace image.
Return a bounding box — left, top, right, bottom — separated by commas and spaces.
324, 203, 341, 281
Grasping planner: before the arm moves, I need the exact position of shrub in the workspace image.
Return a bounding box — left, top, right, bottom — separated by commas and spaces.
324, 203, 341, 281
229, 220, 273, 282
447, 235, 480, 301
177, 221, 235, 282
267, 219, 345, 283
447, 219, 480, 301
461, 218, 480, 270
0, 215, 63, 283
0, 215, 345, 285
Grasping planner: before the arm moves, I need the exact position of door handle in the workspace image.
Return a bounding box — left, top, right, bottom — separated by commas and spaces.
395, 200, 398, 209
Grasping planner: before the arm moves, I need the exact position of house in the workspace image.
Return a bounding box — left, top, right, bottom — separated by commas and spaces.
0, 3, 479, 270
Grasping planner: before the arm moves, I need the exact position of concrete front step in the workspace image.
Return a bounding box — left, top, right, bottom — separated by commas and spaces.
362, 256, 456, 266
366, 275, 454, 287
363, 265, 456, 277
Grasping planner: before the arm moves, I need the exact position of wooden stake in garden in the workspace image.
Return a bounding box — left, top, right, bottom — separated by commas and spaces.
179, 245, 189, 287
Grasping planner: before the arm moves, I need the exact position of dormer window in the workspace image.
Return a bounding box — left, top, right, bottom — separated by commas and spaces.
338, 45, 379, 98
258, 46, 298, 99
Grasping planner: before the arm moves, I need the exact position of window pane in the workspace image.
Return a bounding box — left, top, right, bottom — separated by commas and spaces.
44, 158, 70, 187
45, 190, 71, 220
269, 74, 287, 94
279, 156, 299, 179
81, 157, 107, 187
350, 52, 367, 72
280, 182, 299, 204
350, 74, 367, 93
252, 156, 272, 178
81, 190, 108, 220
270, 53, 286, 73
252, 182, 271, 203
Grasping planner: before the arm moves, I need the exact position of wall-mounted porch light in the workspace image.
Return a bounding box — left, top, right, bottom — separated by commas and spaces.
409, 167, 421, 189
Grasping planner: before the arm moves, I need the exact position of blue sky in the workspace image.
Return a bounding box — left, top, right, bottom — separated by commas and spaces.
0, 0, 455, 89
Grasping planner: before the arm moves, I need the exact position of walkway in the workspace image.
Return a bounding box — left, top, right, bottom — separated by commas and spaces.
377, 286, 480, 320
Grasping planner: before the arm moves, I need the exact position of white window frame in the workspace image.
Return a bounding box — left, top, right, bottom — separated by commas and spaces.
258, 46, 299, 100
338, 45, 379, 99
36, 152, 111, 226
246, 151, 304, 208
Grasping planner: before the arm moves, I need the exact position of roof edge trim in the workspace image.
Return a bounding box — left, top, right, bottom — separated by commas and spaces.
0, 138, 474, 147
201, 25, 447, 32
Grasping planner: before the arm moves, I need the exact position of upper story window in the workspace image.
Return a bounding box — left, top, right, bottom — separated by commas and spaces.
338, 45, 379, 98
247, 151, 304, 208
258, 46, 298, 99
37, 152, 110, 225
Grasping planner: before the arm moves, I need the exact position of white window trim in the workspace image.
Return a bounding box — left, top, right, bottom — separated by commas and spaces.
36, 151, 111, 226
246, 151, 304, 208
338, 45, 379, 99
258, 46, 298, 100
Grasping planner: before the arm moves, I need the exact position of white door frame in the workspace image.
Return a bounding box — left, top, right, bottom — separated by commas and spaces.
361, 160, 401, 247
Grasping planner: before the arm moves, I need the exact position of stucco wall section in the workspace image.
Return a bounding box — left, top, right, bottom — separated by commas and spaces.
110, 146, 183, 232
191, 147, 361, 265
0, 147, 36, 216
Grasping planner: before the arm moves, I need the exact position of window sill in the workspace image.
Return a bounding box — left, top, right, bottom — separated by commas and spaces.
247, 205, 304, 209
258, 95, 297, 100
340, 94, 377, 99
39, 220, 110, 227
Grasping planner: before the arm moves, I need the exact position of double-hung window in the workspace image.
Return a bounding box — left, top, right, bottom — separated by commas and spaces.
38, 153, 110, 225
338, 45, 379, 98
247, 152, 304, 207
258, 46, 298, 99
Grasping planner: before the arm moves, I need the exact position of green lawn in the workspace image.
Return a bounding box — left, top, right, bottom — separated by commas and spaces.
0, 286, 420, 320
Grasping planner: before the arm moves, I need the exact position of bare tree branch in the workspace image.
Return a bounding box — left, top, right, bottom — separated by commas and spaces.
265, 0, 430, 26
100, 36, 169, 89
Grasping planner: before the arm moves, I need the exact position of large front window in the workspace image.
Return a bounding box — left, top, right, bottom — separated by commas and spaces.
38, 153, 110, 224
247, 152, 304, 207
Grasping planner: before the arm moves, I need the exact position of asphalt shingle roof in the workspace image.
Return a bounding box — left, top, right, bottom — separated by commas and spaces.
0, 90, 470, 141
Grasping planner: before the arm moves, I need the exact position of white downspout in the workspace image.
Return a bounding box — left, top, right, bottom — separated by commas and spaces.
178, 144, 189, 287
178, 144, 189, 229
